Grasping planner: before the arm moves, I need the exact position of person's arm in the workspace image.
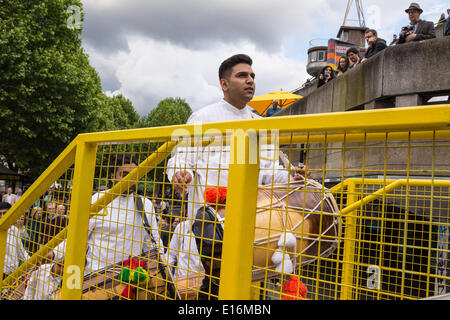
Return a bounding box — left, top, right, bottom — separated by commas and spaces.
373, 40, 387, 54
142, 198, 163, 252
166, 115, 199, 196
167, 223, 181, 274
414, 22, 436, 41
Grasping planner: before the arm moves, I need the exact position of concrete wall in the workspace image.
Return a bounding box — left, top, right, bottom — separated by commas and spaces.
277, 37, 450, 181
279, 37, 450, 117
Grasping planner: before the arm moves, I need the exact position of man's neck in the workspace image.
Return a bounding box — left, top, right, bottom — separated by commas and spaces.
223, 97, 246, 110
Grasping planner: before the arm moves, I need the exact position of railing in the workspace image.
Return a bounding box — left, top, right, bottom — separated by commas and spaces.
1, 105, 450, 300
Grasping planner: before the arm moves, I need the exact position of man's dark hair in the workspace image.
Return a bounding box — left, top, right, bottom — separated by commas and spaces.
109, 153, 138, 177
365, 29, 378, 36
0, 202, 12, 211
218, 54, 253, 80
346, 47, 360, 56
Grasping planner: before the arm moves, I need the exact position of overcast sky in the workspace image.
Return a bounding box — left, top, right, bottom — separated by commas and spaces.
79, 0, 448, 115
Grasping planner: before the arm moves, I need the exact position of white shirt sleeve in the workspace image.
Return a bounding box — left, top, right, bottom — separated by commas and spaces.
142, 198, 163, 253
168, 223, 181, 273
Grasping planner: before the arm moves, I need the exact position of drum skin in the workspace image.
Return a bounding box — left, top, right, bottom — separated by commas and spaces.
253, 181, 340, 270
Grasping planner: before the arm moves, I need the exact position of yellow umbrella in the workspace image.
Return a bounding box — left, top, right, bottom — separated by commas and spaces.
248, 90, 303, 116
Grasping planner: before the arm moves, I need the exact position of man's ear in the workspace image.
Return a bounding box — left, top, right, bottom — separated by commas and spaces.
220, 78, 228, 92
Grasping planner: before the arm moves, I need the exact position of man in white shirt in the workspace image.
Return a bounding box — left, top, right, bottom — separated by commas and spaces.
166, 54, 304, 299
23, 153, 161, 299
1, 202, 30, 278
2, 188, 18, 206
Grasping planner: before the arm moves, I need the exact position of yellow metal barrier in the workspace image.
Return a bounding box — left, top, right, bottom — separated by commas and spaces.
1, 105, 450, 300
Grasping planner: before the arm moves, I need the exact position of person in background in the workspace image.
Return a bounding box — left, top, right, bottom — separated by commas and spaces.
317, 65, 335, 88
16, 188, 23, 200
2, 187, 17, 206
266, 100, 282, 117
15, 213, 32, 255
26, 206, 44, 253
24, 153, 162, 300
389, 34, 399, 46
336, 56, 350, 77
347, 47, 362, 69
0, 202, 30, 279
397, 3, 435, 44
361, 29, 387, 63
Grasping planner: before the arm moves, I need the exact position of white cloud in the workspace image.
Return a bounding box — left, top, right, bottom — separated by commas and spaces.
80, 0, 445, 116
86, 36, 307, 115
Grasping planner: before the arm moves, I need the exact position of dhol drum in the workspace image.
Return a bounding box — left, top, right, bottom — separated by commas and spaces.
53, 249, 179, 300
173, 272, 205, 300
192, 176, 340, 287
252, 178, 340, 281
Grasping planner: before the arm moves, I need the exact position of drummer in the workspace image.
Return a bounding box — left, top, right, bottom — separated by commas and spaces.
23, 153, 162, 300
167, 54, 305, 217
166, 54, 306, 299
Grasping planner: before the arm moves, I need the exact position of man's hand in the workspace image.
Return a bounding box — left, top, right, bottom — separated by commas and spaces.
291, 167, 311, 181
172, 171, 193, 197
406, 34, 416, 42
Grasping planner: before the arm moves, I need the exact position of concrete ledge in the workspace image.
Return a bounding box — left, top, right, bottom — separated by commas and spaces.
278, 37, 450, 116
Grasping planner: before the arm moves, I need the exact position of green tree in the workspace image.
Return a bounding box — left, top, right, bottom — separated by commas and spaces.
134, 97, 192, 196
140, 97, 192, 128
0, 1, 140, 179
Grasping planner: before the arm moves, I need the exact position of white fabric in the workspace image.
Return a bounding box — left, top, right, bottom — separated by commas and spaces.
168, 220, 204, 279
165, 99, 294, 280
23, 192, 161, 300
166, 99, 290, 219
3, 225, 30, 275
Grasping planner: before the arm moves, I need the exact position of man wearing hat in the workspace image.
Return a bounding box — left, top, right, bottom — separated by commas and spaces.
398, 3, 435, 44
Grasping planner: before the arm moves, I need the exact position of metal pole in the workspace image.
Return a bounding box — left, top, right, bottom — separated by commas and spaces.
218, 130, 260, 299
60, 141, 97, 299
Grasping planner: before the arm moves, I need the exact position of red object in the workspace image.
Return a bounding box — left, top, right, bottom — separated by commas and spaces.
204, 187, 227, 205
120, 257, 147, 299
124, 257, 146, 269
282, 276, 307, 300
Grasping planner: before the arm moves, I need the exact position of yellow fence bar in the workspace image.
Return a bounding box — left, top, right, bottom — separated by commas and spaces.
0, 138, 77, 285
218, 131, 260, 299
60, 141, 98, 299
90, 141, 178, 215
340, 180, 357, 299
78, 105, 450, 145
336, 177, 450, 299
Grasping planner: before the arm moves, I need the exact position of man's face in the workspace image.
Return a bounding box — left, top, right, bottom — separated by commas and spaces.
365, 32, 377, 46
348, 51, 359, 63
47, 201, 58, 214
7, 188, 12, 195
111, 163, 138, 194
221, 63, 255, 108
407, 9, 421, 24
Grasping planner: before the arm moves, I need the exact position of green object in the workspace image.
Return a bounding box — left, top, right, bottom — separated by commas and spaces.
132, 266, 148, 282
119, 267, 131, 282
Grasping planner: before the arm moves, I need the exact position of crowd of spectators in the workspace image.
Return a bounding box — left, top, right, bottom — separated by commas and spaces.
316, 2, 439, 88
0, 186, 70, 261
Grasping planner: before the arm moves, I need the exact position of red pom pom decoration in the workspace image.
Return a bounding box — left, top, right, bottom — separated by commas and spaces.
204, 187, 227, 205
282, 276, 307, 300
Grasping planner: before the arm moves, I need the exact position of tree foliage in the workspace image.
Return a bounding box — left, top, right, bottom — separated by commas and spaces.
0, 0, 103, 178
0, 1, 141, 179
139, 97, 192, 128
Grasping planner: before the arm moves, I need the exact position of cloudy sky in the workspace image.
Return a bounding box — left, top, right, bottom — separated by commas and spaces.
79, 0, 448, 115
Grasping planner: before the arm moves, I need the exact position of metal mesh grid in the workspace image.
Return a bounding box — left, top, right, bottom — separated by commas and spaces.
1, 108, 450, 300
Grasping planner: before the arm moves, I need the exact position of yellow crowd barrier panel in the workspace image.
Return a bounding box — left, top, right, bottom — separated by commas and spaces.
1, 105, 450, 300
